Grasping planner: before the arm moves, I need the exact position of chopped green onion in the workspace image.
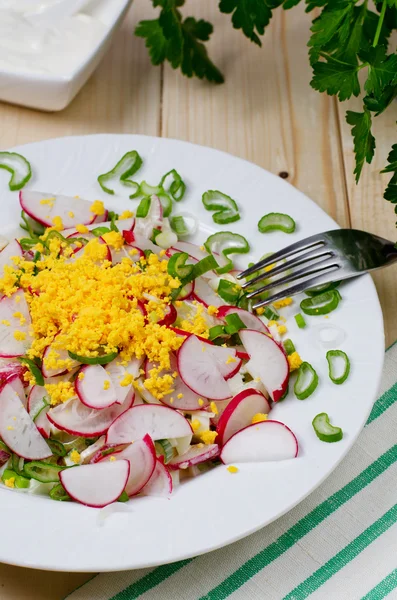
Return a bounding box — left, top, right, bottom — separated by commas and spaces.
283, 339, 296, 355
47, 438, 67, 457
98, 150, 142, 196
170, 255, 219, 300
151, 228, 162, 242
12, 454, 26, 477
294, 313, 306, 328
23, 461, 65, 483
0, 151, 32, 191
31, 397, 49, 422
68, 349, 118, 365
0, 440, 11, 455
204, 231, 250, 274
294, 362, 319, 400
258, 212, 296, 234
143, 249, 153, 260
20, 211, 45, 237
300, 290, 341, 316
279, 384, 289, 402
326, 350, 350, 385
155, 439, 175, 463
202, 190, 240, 225
160, 169, 186, 202
263, 305, 279, 321
208, 325, 228, 341
237, 294, 251, 311
117, 491, 129, 502
91, 226, 111, 237
139, 181, 163, 196
2, 468, 30, 489
158, 192, 173, 217
136, 196, 151, 218
305, 281, 340, 296
224, 313, 247, 335
49, 483, 71, 501
17, 356, 44, 386
312, 412, 343, 443
170, 216, 189, 236
167, 252, 194, 279
217, 279, 241, 304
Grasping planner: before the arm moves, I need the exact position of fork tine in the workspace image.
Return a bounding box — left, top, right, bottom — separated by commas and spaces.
245, 258, 340, 300
237, 233, 326, 280
240, 249, 334, 289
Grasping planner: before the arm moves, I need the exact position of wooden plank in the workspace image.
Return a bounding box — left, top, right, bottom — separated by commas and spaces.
0, 0, 161, 149
162, 2, 350, 227
337, 96, 397, 348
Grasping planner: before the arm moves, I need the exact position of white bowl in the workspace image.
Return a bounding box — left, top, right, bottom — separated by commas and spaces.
0, 0, 132, 112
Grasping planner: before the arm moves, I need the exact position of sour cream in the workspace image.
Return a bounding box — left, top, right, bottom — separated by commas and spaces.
0, 1, 106, 76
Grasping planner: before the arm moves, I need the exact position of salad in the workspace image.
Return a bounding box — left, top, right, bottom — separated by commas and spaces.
0, 151, 349, 509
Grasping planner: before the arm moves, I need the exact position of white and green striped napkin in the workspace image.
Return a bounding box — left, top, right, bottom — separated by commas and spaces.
67, 342, 397, 600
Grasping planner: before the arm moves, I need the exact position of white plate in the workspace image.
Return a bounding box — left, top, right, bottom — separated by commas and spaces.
0, 134, 384, 572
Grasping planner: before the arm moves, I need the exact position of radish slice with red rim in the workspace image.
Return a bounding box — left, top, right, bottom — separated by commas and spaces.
60, 460, 130, 508
193, 278, 223, 308
216, 388, 271, 445
0, 289, 32, 358
168, 444, 219, 470
19, 191, 97, 228
239, 329, 289, 402
220, 420, 298, 463
106, 356, 143, 406
76, 364, 118, 410
140, 459, 172, 497
62, 217, 135, 238
42, 341, 79, 378
106, 404, 193, 445
0, 383, 51, 459
217, 306, 269, 334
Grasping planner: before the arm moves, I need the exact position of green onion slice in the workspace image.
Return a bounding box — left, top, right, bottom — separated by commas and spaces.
326, 349, 350, 385
31, 397, 49, 422
139, 181, 163, 197
91, 226, 111, 237
0, 152, 32, 191
23, 461, 65, 483
160, 169, 186, 202
47, 438, 67, 457
294, 362, 319, 400
17, 356, 44, 386
312, 412, 343, 443
170, 216, 188, 236
170, 255, 219, 300
258, 213, 296, 234
305, 281, 340, 296
68, 349, 118, 365
136, 196, 151, 219
158, 192, 173, 217
294, 313, 306, 328
98, 150, 142, 196
208, 325, 228, 341
2, 468, 30, 489
167, 252, 194, 279
0, 440, 11, 455
283, 339, 296, 355
263, 305, 279, 321
155, 439, 175, 463
117, 491, 129, 502
217, 279, 241, 304
202, 190, 240, 225
49, 482, 71, 501
12, 453, 26, 477
300, 290, 341, 316
224, 313, 247, 335
204, 231, 249, 274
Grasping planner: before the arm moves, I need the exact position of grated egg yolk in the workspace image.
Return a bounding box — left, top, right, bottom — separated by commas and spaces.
4, 477, 15, 488
251, 413, 268, 424
90, 200, 105, 216
200, 430, 217, 445
227, 466, 239, 474
288, 351, 303, 372
76, 224, 89, 234
70, 450, 81, 464
210, 401, 218, 415
273, 298, 293, 309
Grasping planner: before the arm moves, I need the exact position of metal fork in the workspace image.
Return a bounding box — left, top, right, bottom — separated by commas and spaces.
237, 229, 397, 309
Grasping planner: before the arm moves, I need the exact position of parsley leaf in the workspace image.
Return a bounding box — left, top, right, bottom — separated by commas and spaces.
311, 53, 360, 101
136, 1, 223, 83
346, 109, 376, 183
361, 45, 397, 96
381, 144, 397, 204
219, 0, 282, 46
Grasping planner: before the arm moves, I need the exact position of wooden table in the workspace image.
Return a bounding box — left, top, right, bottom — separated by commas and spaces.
0, 1, 395, 598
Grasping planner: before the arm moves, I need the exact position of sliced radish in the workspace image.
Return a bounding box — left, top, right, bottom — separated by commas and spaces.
204, 343, 242, 380
19, 191, 97, 229
177, 280, 195, 301
69, 236, 111, 262
0, 239, 22, 274
193, 278, 223, 308
220, 420, 298, 463
168, 444, 219, 470
92, 210, 108, 223
0, 290, 32, 358
79, 435, 106, 464
42, 340, 79, 378
110, 245, 144, 265
239, 329, 289, 402
216, 388, 271, 445
177, 335, 233, 400
63, 217, 135, 237
35, 408, 51, 439
145, 356, 209, 411
106, 356, 143, 405
166, 247, 198, 264
0, 363, 27, 395
0, 383, 51, 459
209, 399, 232, 426
99, 434, 156, 496
171, 241, 208, 262
157, 304, 177, 327
134, 195, 163, 238
76, 364, 118, 410
3, 373, 26, 407
47, 393, 134, 437
217, 306, 269, 334
106, 404, 193, 445
60, 460, 130, 508
140, 459, 172, 497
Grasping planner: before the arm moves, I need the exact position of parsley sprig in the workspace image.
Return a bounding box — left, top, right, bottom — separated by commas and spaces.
136, 0, 397, 213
